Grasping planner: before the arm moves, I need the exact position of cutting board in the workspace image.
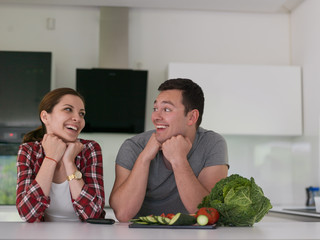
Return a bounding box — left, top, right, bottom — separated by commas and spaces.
129, 223, 216, 229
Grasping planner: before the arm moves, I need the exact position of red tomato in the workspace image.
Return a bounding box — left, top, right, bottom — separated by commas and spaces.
160, 213, 166, 218
166, 213, 175, 219
196, 207, 219, 225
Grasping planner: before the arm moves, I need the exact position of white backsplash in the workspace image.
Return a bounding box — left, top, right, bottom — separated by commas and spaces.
80, 132, 319, 208
225, 135, 319, 207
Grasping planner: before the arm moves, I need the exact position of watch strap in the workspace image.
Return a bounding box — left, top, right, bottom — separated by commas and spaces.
67, 170, 82, 181
67, 174, 75, 181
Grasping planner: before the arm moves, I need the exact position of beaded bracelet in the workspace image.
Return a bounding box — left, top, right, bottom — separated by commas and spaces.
45, 156, 58, 164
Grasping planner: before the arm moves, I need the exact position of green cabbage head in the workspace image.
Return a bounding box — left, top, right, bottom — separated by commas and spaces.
198, 174, 272, 227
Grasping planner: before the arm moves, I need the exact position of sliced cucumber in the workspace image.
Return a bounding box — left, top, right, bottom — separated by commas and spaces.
135, 221, 150, 225
145, 216, 158, 223
163, 217, 171, 224
169, 213, 196, 226
130, 218, 141, 223
156, 216, 167, 225
139, 216, 148, 222
197, 215, 209, 226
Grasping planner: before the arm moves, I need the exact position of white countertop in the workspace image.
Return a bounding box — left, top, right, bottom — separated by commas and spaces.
270, 205, 320, 219
1, 206, 320, 239
1, 219, 320, 240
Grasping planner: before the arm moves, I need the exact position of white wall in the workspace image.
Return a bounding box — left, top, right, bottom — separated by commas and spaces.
128, 8, 308, 206
0, 4, 100, 88
291, 0, 320, 136
128, 9, 291, 131
290, 0, 320, 203
2, 3, 317, 207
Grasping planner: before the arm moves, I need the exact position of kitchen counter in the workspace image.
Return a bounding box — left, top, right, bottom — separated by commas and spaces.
1, 206, 320, 239
1, 219, 320, 239
269, 205, 320, 221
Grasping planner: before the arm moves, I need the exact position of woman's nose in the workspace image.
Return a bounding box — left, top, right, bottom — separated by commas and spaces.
72, 114, 80, 122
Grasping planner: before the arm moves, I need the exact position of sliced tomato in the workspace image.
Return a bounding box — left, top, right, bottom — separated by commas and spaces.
166, 213, 175, 219
160, 213, 166, 217
195, 207, 219, 225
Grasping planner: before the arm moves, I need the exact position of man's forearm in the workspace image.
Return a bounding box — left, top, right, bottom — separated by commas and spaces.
109, 156, 151, 222
173, 163, 210, 213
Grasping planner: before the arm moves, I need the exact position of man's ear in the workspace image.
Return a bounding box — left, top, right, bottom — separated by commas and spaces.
187, 109, 199, 126
40, 110, 48, 124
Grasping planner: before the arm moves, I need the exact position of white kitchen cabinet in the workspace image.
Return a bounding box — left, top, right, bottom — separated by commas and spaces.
168, 63, 302, 136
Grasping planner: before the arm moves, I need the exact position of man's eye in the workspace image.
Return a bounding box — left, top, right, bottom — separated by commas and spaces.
164, 108, 171, 112
153, 107, 158, 112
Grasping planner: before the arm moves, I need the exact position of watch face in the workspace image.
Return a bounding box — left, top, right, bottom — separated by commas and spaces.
75, 170, 82, 179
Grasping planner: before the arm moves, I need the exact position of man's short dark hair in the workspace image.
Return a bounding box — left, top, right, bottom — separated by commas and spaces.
158, 78, 204, 128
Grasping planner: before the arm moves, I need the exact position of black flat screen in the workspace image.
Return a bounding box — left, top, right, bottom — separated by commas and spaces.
0, 51, 51, 142
76, 68, 147, 134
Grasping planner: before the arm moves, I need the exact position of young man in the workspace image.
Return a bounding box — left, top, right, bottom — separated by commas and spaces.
109, 78, 228, 222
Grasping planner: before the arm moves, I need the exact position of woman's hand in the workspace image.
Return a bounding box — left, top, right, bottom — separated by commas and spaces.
42, 134, 67, 162
62, 141, 84, 165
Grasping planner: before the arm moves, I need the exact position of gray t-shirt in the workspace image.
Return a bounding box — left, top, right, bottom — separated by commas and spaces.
115, 127, 228, 217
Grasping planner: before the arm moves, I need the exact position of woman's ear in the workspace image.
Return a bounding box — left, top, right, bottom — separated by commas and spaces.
40, 110, 48, 124
187, 109, 199, 126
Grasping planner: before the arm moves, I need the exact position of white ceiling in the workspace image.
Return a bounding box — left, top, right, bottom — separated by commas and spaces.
0, 0, 305, 13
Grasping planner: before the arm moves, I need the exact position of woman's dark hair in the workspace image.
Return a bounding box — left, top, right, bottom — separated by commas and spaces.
23, 88, 85, 143
158, 78, 204, 128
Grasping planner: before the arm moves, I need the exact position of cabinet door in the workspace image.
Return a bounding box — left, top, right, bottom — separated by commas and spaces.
168, 63, 302, 136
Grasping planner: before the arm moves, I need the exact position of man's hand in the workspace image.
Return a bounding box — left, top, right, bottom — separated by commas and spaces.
140, 133, 162, 161
161, 135, 192, 168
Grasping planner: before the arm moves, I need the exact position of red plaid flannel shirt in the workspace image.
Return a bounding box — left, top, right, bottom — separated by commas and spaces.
16, 139, 106, 222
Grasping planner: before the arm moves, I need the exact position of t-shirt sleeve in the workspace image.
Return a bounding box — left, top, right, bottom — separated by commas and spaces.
115, 139, 143, 170
203, 132, 229, 168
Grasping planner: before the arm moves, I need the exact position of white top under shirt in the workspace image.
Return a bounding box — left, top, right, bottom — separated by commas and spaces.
44, 181, 80, 222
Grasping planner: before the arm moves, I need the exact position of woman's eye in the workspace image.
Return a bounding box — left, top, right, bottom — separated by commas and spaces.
79, 112, 85, 117
65, 107, 72, 112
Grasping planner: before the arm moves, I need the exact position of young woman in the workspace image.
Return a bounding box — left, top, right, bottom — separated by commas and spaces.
16, 88, 106, 222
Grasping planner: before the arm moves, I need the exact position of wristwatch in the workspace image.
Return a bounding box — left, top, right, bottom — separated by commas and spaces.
67, 170, 82, 181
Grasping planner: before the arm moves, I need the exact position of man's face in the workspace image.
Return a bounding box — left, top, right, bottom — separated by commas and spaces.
151, 89, 190, 143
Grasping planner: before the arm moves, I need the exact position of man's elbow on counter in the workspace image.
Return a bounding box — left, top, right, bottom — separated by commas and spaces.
113, 209, 134, 223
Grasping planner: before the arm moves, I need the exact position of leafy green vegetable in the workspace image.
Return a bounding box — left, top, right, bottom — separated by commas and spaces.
198, 174, 272, 227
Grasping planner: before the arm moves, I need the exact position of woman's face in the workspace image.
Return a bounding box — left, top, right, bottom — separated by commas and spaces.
41, 94, 85, 143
